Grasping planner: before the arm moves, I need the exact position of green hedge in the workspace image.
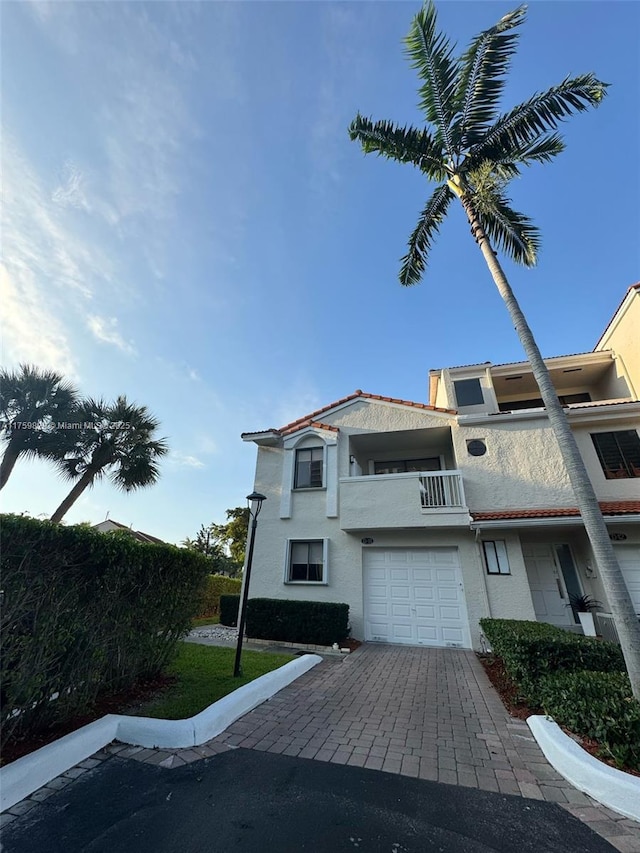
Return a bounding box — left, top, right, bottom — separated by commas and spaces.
538, 671, 640, 770
479, 618, 625, 697
0, 514, 210, 749
198, 575, 242, 617
220, 594, 240, 627
246, 598, 349, 646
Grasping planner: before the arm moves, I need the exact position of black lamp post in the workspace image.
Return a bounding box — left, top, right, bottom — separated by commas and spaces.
233, 491, 266, 677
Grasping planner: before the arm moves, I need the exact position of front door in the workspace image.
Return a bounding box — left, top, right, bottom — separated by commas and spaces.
523, 543, 581, 627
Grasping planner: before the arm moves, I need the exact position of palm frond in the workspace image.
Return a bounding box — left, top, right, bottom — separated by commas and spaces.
472, 74, 608, 161
455, 5, 527, 145
400, 183, 453, 285
476, 191, 540, 267
348, 114, 446, 179
466, 133, 566, 183
404, 2, 459, 156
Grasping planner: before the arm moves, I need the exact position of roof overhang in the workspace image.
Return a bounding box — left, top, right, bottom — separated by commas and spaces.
471, 514, 640, 529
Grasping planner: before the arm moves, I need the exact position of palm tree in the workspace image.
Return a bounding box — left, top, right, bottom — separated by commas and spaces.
50, 396, 168, 523
0, 364, 78, 490
349, 2, 640, 698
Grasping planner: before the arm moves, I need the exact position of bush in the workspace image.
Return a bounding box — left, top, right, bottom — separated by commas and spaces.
0, 514, 210, 749
220, 594, 240, 627
479, 618, 625, 697
246, 598, 349, 646
537, 671, 640, 770
198, 575, 242, 617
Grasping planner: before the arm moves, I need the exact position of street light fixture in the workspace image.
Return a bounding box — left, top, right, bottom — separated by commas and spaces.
233, 491, 266, 677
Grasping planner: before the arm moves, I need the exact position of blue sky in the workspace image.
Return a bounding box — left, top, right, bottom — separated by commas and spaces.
2, 1, 638, 544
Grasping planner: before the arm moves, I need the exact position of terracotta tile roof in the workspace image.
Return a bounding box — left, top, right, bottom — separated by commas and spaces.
244, 391, 455, 439
280, 420, 339, 436
471, 501, 640, 522
276, 390, 455, 435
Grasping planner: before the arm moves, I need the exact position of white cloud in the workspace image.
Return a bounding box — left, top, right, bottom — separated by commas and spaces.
169, 452, 205, 469
86, 315, 136, 356
0, 265, 76, 376
52, 160, 89, 210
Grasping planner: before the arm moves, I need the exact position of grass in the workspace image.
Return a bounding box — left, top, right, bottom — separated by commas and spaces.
136, 642, 295, 720
191, 615, 220, 627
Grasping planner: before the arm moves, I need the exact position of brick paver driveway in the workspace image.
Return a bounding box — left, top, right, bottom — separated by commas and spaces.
6, 645, 640, 851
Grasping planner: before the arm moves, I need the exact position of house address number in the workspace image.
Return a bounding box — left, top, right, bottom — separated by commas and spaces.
609, 533, 627, 541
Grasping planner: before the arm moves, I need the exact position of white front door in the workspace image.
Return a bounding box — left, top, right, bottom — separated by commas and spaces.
363, 547, 471, 648
523, 543, 574, 627
615, 544, 640, 614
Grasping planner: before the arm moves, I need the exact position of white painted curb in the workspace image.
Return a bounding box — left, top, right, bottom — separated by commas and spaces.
1, 654, 322, 813
527, 715, 640, 822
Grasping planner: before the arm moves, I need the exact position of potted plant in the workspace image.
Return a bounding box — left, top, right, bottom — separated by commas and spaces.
567, 593, 602, 637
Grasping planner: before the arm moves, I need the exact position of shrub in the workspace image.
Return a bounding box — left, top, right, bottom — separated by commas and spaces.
246, 598, 349, 646
0, 514, 210, 749
537, 671, 640, 771
479, 618, 624, 698
198, 575, 242, 617
220, 594, 240, 627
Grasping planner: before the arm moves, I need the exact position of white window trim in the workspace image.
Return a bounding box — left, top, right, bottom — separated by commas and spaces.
482, 540, 511, 575
284, 538, 329, 585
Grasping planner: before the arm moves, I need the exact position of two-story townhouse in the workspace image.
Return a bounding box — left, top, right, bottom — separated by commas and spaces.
242, 284, 640, 650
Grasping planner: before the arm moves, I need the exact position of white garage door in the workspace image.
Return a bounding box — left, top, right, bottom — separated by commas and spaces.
616, 544, 640, 614
363, 547, 471, 648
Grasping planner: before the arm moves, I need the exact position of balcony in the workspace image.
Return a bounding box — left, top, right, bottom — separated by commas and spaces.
339, 470, 469, 532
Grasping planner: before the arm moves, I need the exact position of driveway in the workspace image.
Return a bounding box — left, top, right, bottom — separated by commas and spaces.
3, 645, 640, 851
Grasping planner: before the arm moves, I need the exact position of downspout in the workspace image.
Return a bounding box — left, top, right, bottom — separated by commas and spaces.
474, 526, 493, 652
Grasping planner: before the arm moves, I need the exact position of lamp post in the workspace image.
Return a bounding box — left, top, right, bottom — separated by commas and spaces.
233, 491, 266, 677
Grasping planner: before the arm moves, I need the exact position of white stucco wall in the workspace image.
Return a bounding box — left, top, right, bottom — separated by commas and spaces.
572, 421, 640, 501
596, 288, 640, 399
454, 416, 575, 511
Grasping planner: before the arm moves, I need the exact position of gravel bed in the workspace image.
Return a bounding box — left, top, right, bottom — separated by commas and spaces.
189, 625, 239, 640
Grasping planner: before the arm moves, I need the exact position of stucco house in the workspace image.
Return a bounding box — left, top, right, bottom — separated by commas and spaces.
242, 285, 640, 650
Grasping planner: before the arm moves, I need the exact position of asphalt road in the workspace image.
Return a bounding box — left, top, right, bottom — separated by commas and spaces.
2, 748, 616, 853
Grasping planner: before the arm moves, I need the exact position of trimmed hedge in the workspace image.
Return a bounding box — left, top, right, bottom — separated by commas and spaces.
198, 575, 242, 617
246, 598, 349, 646
220, 594, 240, 627
479, 618, 625, 697
537, 671, 640, 770
0, 514, 210, 749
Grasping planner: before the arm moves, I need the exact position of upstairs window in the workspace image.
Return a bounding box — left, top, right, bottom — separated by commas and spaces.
591, 430, 640, 478
454, 378, 484, 407
294, 447, 324, 488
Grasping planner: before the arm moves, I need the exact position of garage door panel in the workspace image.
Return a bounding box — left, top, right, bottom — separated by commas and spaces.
615, 545, 640, 613
390, 568, 410, 581
364, 547, 470, 648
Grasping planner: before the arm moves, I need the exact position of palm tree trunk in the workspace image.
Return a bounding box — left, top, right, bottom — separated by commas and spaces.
0, 439, 21, 490
50, 471, 95, 523
460, 195, 640, 700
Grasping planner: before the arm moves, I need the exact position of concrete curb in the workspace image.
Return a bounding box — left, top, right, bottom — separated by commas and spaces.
527, 715, 640, 822
0, 654, 322, 813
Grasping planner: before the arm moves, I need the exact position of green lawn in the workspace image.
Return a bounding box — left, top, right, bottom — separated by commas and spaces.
136, 642, 295, 720
191, 615, 220, 627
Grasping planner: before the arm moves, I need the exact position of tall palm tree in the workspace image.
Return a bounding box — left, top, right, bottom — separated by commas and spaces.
349, 2, 640, 698
50, 396, 168, 523
0, 364, 78, 490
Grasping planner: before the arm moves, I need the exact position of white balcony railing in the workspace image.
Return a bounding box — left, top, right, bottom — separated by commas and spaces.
419, 470, 465, 509
338, 470, 468, 531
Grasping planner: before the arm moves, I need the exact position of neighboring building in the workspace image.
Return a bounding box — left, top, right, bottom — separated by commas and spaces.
92, 519, 166, 545
242, 285, 640, 650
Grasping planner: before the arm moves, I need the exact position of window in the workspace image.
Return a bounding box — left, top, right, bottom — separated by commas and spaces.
482, 540, 510, 575
454, 378, 484, 407
374, 457, 441, 475
294, 447, 324, 488
288, 540, 325, 582
591, 430, 640, 479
